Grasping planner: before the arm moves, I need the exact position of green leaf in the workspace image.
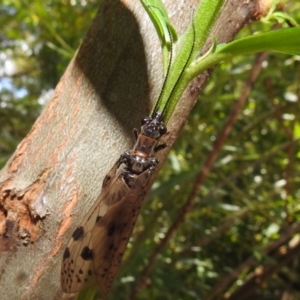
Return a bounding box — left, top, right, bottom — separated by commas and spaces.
140, 0, 178, 48
267, 11, 299, 26
140, 0, 178, 74
187, 27, 300, 83
76, 286, 99, 300
152, 0, 225, 122
216, 27, 300, 56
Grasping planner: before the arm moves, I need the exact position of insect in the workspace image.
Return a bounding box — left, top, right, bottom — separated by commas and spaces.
61, 111, 167, 295
61, 3, 196, 296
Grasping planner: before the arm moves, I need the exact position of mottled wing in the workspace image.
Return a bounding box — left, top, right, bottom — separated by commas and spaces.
61, 160, 130, 292
91, 169, 152, 296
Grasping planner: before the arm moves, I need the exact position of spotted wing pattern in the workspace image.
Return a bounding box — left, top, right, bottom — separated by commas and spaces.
91, 169, 152, 295
61, 111, 167, 295
61, 160, 130, 292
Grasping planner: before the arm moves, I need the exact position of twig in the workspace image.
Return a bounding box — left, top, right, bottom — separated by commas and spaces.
263, 77, 295, 223
225, 228, 300, 300
204, 222, 300, 300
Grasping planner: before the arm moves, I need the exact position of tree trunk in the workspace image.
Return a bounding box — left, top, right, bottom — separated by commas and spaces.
0, 0, 260, 298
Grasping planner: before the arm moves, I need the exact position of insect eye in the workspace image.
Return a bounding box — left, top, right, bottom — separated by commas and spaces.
141, 117, 149, 125
160, 125, 167, 135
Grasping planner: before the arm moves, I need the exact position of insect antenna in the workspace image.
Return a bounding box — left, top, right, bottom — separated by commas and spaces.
151, 21, 173, 118
152, 20, 196, 121
160, 21, 196, 119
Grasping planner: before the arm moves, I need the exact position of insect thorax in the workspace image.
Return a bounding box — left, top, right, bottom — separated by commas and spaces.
120, 151, 158, 187
119, 112, 167, 187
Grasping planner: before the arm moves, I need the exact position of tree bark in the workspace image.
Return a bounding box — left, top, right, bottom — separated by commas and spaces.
0, 0, 261, 299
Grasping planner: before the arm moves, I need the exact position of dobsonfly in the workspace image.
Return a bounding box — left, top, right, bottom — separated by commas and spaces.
61, 4, 196, 297
61, 111, 167, 295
